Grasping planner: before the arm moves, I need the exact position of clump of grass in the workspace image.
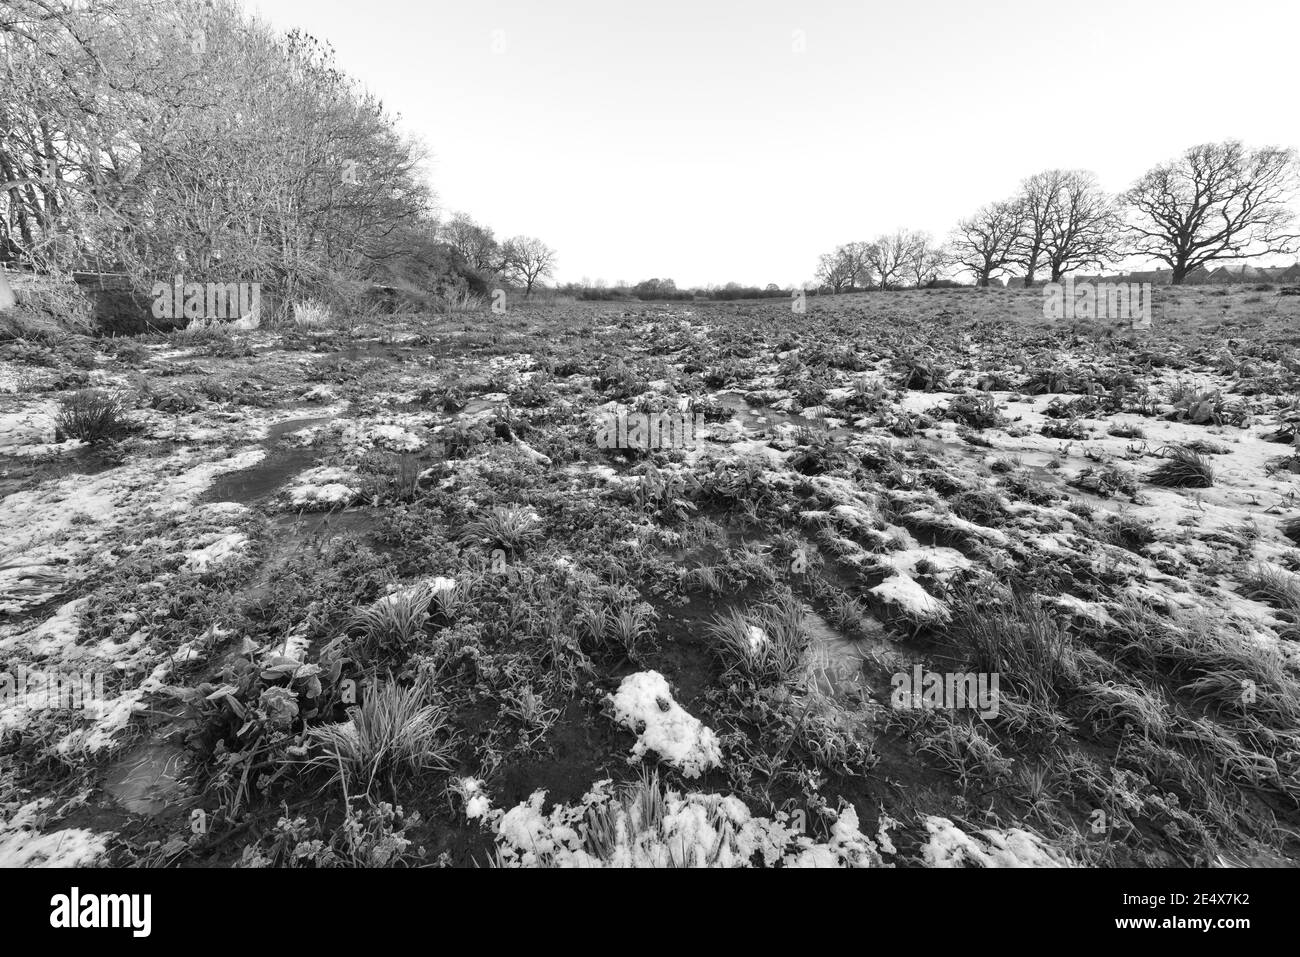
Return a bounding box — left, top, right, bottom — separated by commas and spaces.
1075, 680, 1171, 739
1147, 446, 1215, 488
307, 680, 456, 796
945, 588, 1074, 706
293, 298, 334, 327
1102, 511, 1157, 550
349, 587, 431, 657
679, 563, 726, 595
1041, 417, 1089, 440
1237, 563, 1300, 613
459, 505, 541, 554
54, 389, 128, 443
1184, 438, 1228, 456
428, 579, 468, 625
609, 603, 654, 661
1072, 463, 1139, 499
489, 770, 702, 867
1279, 515, 1300, 545
708, 591, 809, 685
950, 489, 1006, 527
1107, 422, 1144, 439
1095, 599, 1300, 729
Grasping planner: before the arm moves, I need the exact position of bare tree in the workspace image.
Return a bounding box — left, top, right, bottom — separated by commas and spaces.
440, 212, 500, 273
500, 235, 555, 296
1041, 171, 1122, 281
840, 241, 872, 289
815, 243, 869, 293
900, 231, 946, 287
1124, 140, 1300, 284
949, 200, 1023, 287
867, 231, 917, 290
1, 0, 436, 308
1013, 169, 1066, 286
815, 249, 851, 293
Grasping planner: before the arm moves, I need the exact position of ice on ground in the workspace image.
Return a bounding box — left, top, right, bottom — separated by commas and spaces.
0, 403, 56, 449
183, 532, 249, 571
454, 778, 492, 821
58, 655, 181, 753
0, 446, 264, 614
879, 543, 972, 580
302, 384, 336, 402
921, 816, 1071, 868
870, 573, 949, 623
0, 800, 109, 867
479, 781, 885, 868
377, 576, 456, 607
284, 466, 359, 507
0, 598, 86, 659
341, 420, 424, 452
608, 670, 720, 778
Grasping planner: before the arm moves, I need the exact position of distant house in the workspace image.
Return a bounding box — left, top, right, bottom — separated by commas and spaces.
984, 277, 1005, 288
1257, 265, 1296, 281
1277, 263, 1300, 284
1207, 264, 1278, 283
1183, 266, 1212, 284
1127, 268, 1175, 284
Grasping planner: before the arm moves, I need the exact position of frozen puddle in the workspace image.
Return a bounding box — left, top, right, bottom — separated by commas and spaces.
202, 415, 336, 504
716, 392, 849, 438
104, 743, 188, 816
806, 611, 888, 695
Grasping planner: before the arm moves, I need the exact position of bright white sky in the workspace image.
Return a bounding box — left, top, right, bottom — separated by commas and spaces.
249, 0, 1300, 288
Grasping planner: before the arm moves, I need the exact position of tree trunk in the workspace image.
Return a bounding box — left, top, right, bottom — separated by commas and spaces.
1170, 262, 1187, 285
0, 268, 16, 312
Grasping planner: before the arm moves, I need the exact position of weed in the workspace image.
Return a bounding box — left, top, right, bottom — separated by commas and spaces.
54, 389, 129, 443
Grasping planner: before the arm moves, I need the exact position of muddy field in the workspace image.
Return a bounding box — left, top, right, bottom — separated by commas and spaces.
3, 285, 1300, 867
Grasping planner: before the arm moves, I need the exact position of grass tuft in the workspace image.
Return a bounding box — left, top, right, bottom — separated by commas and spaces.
307, 680, 456, 796
55, 389, 128, 443
1147, 446, 1215, 488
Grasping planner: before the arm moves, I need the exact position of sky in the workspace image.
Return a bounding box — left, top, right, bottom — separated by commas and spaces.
249, 0, 1300, 288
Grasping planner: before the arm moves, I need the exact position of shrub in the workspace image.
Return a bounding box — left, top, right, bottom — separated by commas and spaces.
54, 389, 129, 443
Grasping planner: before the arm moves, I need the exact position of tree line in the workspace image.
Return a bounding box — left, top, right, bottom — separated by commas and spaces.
816, 141, 1299, 290
0, 0, 555, 316
437, 212, 557, 297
